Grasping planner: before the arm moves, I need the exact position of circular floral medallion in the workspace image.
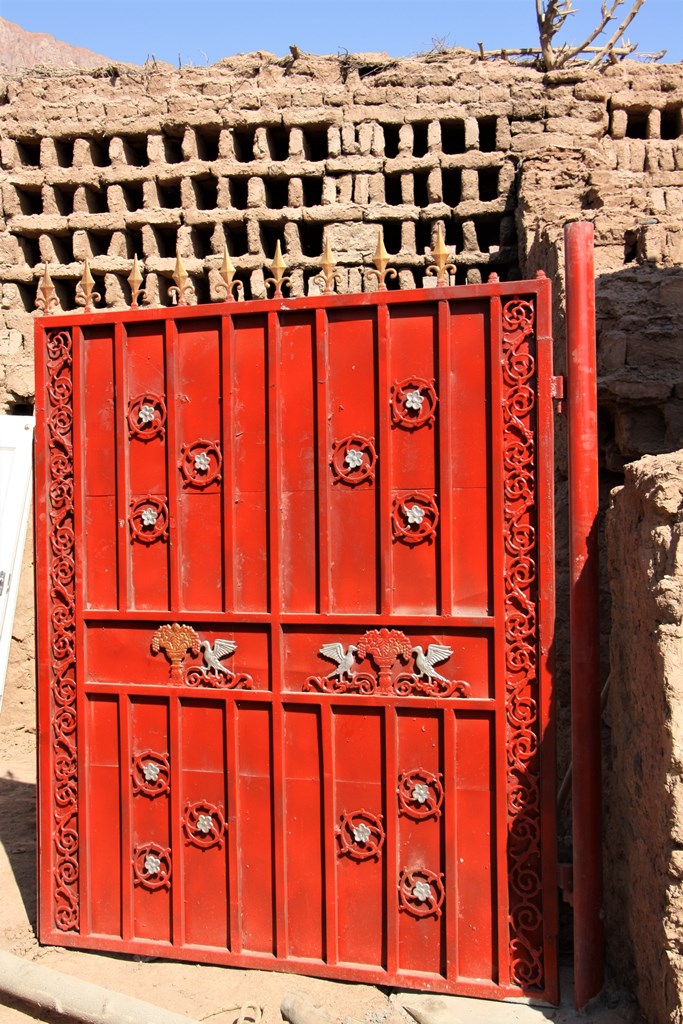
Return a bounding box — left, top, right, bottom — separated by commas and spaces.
127, 393, 167, 441
179, 439, 222, 489
390, 377, 438, 429
330, 435, 377, 485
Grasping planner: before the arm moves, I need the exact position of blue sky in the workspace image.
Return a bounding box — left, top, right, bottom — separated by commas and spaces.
2, 0, 681, 66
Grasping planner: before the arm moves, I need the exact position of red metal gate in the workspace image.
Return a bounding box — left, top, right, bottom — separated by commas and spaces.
35, 277, 557, 1000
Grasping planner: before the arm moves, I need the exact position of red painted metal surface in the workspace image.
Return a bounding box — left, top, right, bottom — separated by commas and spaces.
565, 222, 604, 1008
34, 281, 558, 1000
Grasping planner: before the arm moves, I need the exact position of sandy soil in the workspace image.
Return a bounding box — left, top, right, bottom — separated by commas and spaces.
0, 655, 643, 1024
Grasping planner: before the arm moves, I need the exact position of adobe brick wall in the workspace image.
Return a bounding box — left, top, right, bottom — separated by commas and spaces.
0, 50, 682, 1015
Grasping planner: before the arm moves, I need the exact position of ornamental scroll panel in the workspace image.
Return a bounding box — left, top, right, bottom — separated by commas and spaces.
35, 280, 556, 1002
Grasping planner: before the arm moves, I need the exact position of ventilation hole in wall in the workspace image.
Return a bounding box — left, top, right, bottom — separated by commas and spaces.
302, 127, 329, 161
260, 223, 284, 259
89, 139, 110, 166
53, 279, 72, 310
121, 135, 149, 167
157, 181, 181, 209
87, 232, 110, 257
415, 219, 434, 255
159, 276, 176, 306
84, 187, 108, 213
299, 222, 323, 257
440, 119, 466, 155
264, 178, 289, 210
122, 182, 144, 211
478, 167, 500, 201
412, 122, 429, 158
474, 215, 502, 252
382, 221, 402, 254
125, 230, 144, 259
624, 230, 638, 263
303, 269, 320, 295
382, 124, 400, 158
233, 128, 255, 162
15, 186, 42, 215
9, 400, 34, 415
16, 234, 41, 267
625, 109, 648, 139
267, 127, 289, 161
478, 117, 497, 152
192, 176, 218, 210
413, 171, 430, 208
384, 269, 401, 291
53, 185, 76, 216
54, 138, 74, 168
13, 282, 36, 313
442, 169, 461, 207
454, 265, 470, 285
162, 131, 184, 163
191, 226, 214, 258
661, 105, 681, 140
16, 140, 41, 166
196, 126, 220, 161
230, 178, 248, 210
224, 223, 249, 257
384, 174, 402, 205
193, 275, 211, 304
51, 234, 74, 263
302, 177, 323, 207
445, 218, 464, 252
153, 226, 177, 258
233, 271, 252, 300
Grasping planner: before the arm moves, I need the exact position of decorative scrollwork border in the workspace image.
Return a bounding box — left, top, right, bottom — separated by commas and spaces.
46, 328, 79, 932
502, 298, 543, 990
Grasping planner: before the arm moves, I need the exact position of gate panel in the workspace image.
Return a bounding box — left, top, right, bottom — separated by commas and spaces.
36, 281, 557, 1002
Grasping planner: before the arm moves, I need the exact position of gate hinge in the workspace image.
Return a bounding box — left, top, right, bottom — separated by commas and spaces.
551, 375, 566, 415
558, 862, 574, 906
551, 375, 565, 400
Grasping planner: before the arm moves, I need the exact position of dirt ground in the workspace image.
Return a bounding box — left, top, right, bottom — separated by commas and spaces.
0, 643, 644, 1024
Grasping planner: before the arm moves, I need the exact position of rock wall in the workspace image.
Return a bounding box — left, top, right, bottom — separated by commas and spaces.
606, 452, 683, 1024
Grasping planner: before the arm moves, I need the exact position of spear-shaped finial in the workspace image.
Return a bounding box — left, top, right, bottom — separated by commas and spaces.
217, 242, 243, 301
313, 236, 342, 294
75, 258, 101, 312
426, 224, 456, 286
128, 254, 148, 309
35, 265, 58, 315
366, 227, 397, 291
265, 240, 292, 297
169, 249, 195, 306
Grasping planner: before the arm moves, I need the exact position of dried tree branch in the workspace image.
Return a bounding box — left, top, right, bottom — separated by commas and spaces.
560, 0, 628, 61
586, 0, 647, 65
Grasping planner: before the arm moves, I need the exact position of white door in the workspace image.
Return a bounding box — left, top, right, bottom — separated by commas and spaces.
0, 415, 34, 711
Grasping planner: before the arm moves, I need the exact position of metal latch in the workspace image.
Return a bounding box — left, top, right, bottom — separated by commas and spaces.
551, 375, 566, 415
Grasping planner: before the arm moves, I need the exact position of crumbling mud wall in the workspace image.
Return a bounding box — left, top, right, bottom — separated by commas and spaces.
606, 452, 683, 1024
0, 50, 682, 1015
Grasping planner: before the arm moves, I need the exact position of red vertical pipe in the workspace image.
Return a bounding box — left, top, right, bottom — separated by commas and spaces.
565, 220, 604, 1008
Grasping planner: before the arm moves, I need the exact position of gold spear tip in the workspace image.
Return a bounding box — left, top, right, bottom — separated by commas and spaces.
80, 258, 95, 289
270, 240, 286, 275
173, 250, 188, 289
432, 223, 450, 263
373, 227, 390, 272
128, 254, 143, 291
220, 242, 236, 279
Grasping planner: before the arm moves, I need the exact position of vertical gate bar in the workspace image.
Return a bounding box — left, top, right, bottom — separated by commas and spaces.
442, 708, 459, 981
72, 324, 90, 937
164, 320, 181, 612
225, 698, 242, 953
314, 308, 331, 616
384, 705, 399, 975
119, 693, 133, 941
113, 322, 129, 610
267, 310, 288, 959
565, 221, 603, 1009
220, 314, 236, 612
436, 299, 454, 616
489, 293, 511, 988
321, 703, 339, 965
169, 694, 185, 947
34, 321, 53, 939
376, 303, 392, 616
534, 273, 559, 1004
